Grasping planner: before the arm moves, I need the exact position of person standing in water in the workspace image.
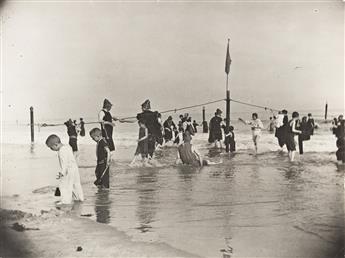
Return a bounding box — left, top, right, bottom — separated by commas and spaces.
239, 113, 264, 154
64, 119, 78, 157
45, 134, 84, 204
136, 99, 163, 159
98, 99, 132, 154
89, 128, 111, 188
298, 116, 311, 155
208, 108, 224, 148
98, 99, 118, 152
79, 118, 85, 137
286, 111, 302, 162
268, 117, 275, 133
224, 125, 236, 153
130, 119, 150, 166
275, 110, 289, 151
193, 120, 199, 133
307, 113, 315, 136
163, 116, 176, 143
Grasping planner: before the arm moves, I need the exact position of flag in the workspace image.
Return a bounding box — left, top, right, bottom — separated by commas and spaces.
225, 39, 231, 75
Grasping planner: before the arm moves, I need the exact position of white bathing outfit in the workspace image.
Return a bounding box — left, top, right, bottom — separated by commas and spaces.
58, 145, 84, 204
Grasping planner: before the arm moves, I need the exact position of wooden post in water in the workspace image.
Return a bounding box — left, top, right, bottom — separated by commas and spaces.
324, 102, 328, 122
202, 106, 208, 133
30, 106, 34, 143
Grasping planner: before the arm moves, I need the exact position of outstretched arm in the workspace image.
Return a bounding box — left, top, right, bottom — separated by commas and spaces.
116, 117, 136, 123
238, 118, 250, 125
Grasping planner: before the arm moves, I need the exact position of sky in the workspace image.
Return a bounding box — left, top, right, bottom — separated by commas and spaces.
1, 0, 344, 123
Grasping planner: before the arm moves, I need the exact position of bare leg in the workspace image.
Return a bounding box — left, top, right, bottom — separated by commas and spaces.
253, 136, 258, 154
142, 158, 152, 167
291, 151, 296, 162
73, 151, 79, 164
130, 155, 138, 166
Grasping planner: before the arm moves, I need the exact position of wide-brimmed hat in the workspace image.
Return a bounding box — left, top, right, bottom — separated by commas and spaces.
141, 99, 151, 110
103, 98, 112, 108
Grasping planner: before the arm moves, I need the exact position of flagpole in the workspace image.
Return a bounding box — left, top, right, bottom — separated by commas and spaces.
225, 39, 231, 153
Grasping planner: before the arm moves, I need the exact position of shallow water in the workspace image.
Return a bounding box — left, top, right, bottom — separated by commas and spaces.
2, 121, 344, 257
2, 143, 344, 257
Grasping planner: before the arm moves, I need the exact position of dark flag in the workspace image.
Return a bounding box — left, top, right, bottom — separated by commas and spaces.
225, 39, 231, 74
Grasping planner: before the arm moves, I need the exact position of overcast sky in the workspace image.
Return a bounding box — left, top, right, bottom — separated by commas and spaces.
1, 0, 344, 122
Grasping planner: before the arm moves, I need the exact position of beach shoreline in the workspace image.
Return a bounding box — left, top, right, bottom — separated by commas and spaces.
0, 207, 199, 258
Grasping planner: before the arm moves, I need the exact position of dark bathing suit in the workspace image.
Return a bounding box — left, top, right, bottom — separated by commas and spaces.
135, 127, 148, 158
137, 110, 163, 158
101, 110, 115, 151
209, 116, 223, 143
65, 122, 78, 152
95, 138, 109, 188
286, 119, 299, 151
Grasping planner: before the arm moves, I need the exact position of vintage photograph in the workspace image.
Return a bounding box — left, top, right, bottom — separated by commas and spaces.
1, 0, 344, 257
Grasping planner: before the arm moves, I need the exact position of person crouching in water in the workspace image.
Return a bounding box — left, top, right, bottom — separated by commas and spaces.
130, 120, 150, 167
287, 112, 302, 162
89, 128, 111, 188
176, 131, 220, 166
46, 134, 84, 204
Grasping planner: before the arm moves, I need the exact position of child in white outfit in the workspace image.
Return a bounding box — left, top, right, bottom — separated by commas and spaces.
46, 134, 84, 204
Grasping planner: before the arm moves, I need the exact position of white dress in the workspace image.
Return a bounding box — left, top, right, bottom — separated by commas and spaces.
58, 145, 84, 204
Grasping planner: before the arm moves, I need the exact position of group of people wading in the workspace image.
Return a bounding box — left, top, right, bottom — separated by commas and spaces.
47, 98, 344, 204
207, 108, 320, 162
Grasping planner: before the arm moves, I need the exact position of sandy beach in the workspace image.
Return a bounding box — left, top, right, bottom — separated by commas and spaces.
0, 208, 198, 258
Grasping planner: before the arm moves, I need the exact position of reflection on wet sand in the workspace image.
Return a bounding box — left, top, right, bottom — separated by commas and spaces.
135, 169, 158, 233
95, 188, 111, 224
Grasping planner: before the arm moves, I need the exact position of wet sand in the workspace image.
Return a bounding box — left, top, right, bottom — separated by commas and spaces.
0, 208, 198, 258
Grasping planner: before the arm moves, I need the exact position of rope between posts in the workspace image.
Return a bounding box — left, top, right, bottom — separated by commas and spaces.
230, 99, 280, 112
39, 97, 280, 127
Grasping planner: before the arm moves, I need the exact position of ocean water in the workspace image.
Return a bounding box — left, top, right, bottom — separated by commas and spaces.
1, 115, 344, 257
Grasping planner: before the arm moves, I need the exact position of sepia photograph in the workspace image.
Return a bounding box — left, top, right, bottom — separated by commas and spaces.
1, 0, 344, 257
